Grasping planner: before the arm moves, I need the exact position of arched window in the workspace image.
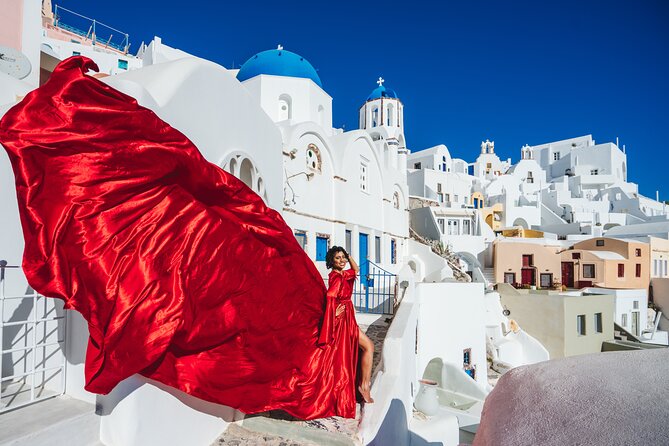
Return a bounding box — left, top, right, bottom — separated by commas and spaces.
240, 158, 254, 188
257, 177, 265, 196
393, 191, 400, 209
387, 103, 395, 126
278, 94, 292, 121
306, 143, 322, 173
371, 106, 379, 127
228, 157, 237, 176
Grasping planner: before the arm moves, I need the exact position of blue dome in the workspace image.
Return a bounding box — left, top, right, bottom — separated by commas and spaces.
236, 49, 322, 87
367, 84, 398, 101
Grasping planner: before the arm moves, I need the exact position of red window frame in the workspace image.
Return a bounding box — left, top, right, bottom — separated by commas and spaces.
618, 264, 625, 278
636, 264, 641, 277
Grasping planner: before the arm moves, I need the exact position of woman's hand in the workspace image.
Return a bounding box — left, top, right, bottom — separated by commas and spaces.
335, 304, 345, 317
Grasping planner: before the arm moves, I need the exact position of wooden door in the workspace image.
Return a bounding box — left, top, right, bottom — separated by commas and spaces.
521, 268, 535, 286
561, 262, 574, 288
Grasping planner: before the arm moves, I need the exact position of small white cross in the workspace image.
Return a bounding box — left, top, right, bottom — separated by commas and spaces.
377, 77, 385, 87
277, 44, 284, 50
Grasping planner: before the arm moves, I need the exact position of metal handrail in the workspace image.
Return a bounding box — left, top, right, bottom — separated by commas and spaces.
54, 4, 130, 53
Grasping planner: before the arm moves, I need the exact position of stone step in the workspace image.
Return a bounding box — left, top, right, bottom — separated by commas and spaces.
213, 414, 360, 446
0, 396, 99, 446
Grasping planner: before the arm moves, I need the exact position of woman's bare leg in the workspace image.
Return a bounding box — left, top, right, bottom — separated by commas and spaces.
358, 328, 375, 403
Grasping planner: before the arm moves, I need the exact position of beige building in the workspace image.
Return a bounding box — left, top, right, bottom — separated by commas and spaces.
562, 238, 650, 289
498, 284, 615, 358
649, 236, 669, 279
493, 238, 564, 287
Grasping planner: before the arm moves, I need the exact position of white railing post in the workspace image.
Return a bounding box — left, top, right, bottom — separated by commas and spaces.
0, 260, 6, 405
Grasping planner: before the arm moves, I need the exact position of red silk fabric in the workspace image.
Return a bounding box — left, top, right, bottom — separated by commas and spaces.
0, 57, 356, 419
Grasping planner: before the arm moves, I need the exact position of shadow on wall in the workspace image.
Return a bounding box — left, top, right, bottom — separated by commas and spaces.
1, 287, 34, 390
96, 375, 238, 422
368, 399, 441, 446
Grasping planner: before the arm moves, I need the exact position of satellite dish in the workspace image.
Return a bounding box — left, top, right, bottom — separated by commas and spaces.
0, 45, 32, 80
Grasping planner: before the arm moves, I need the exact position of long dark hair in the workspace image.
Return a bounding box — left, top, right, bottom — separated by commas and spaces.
326, 246, 348, 269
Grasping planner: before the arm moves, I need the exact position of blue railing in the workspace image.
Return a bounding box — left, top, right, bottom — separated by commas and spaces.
53, 5, 130, 54
324, 261, 397, 315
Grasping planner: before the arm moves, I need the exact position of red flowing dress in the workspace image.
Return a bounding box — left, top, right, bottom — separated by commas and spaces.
318, 269, 360, 416
0, 56, 357, 420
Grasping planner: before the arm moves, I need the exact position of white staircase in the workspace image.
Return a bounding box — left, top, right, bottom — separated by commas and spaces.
481, 268, 495, 287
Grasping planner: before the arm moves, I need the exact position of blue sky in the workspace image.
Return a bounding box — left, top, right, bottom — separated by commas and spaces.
63, 0, 668, 197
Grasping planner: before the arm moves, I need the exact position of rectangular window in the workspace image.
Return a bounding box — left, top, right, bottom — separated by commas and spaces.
437, 183, 442, 192
117, 59, 128, 70
375, 236, 381, 263
522, 255, 533, 267
486, 163, 492, 169
553, 152, 560, 161
462, 219, 471, 235
595, 313, 603, 333
618, 263, 624, 278
316, 235, 329, 261
664, 260, 667, 277
633, 300, 639, 310
438, 218, 445, 234
414, 162, 421, 169
583, 264, 595, 278
654, 259, 659, 276
621, 313, 628, 327
72, 51, 81, 56
504, 272, 516, 284
596, 239, 605, 246
540, 273, 553, 288
445, 193, 451, 202
635, 248, 642, 257
636, 264, 641, 278
454, 194, 459, 202
463, 348, 471, 366
437, 192, 444, 203
391, 239, 397, 264
572, 252, 581, 260
448, 219, 459, 235
360, 161, 368, 192
345, 230, 352, 254
577, 314, 586, 335
590, 169, 599, 175
294, 231, 307, 251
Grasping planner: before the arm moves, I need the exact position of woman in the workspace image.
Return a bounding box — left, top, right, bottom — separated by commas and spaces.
325, 246, 375, 404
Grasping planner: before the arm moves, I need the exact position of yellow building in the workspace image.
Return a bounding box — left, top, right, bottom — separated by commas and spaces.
498, 284, 615, 359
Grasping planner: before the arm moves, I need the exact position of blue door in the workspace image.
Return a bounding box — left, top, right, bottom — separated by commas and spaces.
359, 233, 369, 285
316, 236, 328, 261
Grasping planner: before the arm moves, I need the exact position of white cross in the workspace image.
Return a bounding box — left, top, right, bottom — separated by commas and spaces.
377, 77, 385, 87
277, 44, 284, 50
